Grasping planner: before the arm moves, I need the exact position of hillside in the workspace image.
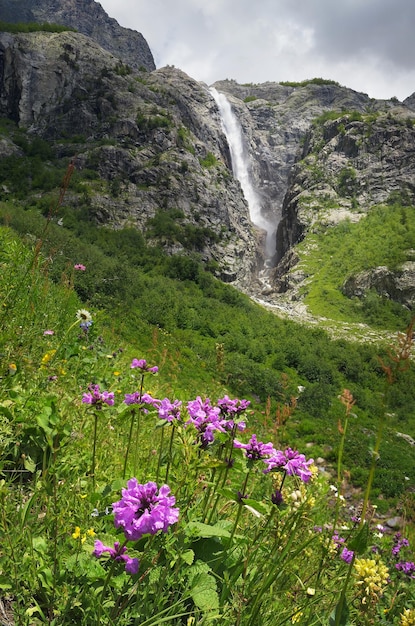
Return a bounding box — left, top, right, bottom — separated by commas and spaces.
1, 5, 415, 624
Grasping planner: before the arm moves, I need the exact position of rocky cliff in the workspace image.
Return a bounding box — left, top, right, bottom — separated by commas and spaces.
0, 29, 259, 285
0, 0, 155, 72
1, 19, 415, 311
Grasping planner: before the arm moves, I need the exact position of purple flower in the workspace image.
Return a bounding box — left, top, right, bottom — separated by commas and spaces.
392, 535, 410, 556
112, 480, 179, 542
92, 540, 139, 575
340, 548, 354, 564
82, 384, 114, 408
395, 561, 415, 578
124, 392, 156, 408
263, 447, 314, 482
217, 395, 250, 417
130, 358, 158, 374
186, 397, 223, 446
271, 489, 284, 506
234, 434, 276, 461
332, 533, 346, 546
43, 329, 55, 336
74, 264, 86, 271
155, 398, 182, 422
80, 320, 93, 332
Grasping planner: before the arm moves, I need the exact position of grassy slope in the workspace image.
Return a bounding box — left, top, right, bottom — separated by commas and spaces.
0, 119, 415, 509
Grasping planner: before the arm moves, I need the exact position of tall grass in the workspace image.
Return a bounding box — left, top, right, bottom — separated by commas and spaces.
0, 225, 414, 625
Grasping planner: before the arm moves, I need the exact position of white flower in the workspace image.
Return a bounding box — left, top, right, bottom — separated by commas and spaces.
76, 309, 92, 323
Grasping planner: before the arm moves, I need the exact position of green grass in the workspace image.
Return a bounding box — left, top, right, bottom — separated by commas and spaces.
1, 225, 415, 624
297, 204, 415, 329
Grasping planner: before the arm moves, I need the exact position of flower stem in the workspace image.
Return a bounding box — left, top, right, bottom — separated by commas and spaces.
164, 423, 176, 483
91, 412, 98, 490
228, 470, 250, 544
123, 409, 136, 480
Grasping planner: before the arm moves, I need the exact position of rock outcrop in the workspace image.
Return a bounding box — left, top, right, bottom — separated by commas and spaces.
0, 30, 259, 285
342, 262, 415, 309
0, 0, 155, 72
1, 16, 415, 305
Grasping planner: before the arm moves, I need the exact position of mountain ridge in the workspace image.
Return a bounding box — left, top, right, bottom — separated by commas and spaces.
1, 3, 415, 332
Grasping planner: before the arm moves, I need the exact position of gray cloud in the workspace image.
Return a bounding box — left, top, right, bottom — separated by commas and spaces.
98, 0, 415, 100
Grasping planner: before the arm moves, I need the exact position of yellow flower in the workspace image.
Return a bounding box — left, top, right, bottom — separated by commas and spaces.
113, 371, 120, 376
86, 528, 96, 537
8, 363, 17, 375
292, 610, 303, 623
72, 526, 81, 540
354, 557, 389, 600
41, 350, 56, 365
400, 608, 415, 626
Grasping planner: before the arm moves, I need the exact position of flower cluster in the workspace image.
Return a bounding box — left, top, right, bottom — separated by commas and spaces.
155, 397, 182, 422
93, 540, 139, 575
353, 557, 389, 602
217, 395, 249, 432
400, 608, 415, 626
124, 392, 156, 408
82, 384, 114, 408
186, 396, 224, 446
234, 434, 275, 461
392, 533, 410, 556
396, 561, 415, 578
72, 526, 95, 544
263, 447, 314, 482
130, 358, 158, 374
112, 479, 179, 542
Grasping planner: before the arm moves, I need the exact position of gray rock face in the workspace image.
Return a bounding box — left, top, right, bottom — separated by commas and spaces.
1, 22, 414, 302
0, 0, 155, 72
343, 263, 415, 309
0, 30, 259, 285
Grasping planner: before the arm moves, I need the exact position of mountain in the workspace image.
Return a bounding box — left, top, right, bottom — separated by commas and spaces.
0, 0, 155, 72
1, 2, 415, 327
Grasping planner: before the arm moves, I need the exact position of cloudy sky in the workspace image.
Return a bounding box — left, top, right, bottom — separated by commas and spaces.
98, 0, 415, 101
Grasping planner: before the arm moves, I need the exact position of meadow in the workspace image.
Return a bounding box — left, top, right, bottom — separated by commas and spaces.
0, 170, 415, 624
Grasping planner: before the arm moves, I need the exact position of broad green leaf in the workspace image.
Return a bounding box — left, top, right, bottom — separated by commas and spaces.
349, 522, 369, 555
190, 572, 219, 611
242, 498, 270, 516
329, 598, 350, 626
186, 521, 230, 538
181, 549, 195, 565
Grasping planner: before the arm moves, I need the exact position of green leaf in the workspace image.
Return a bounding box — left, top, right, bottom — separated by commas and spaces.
348, 522, 369, 555
0, 404, 13, 420
181, 549, 195, 565
23, 455, 36, 473
0, 575, 12, 590
329, 598, 350, 626
242, 498, 270, 516
190, 572, 219, 611
185, 521, 230, 539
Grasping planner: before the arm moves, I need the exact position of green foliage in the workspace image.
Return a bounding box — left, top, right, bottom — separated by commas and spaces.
199, 152, 219, 168
280, 77, 341, 88
337, 166, 357, 198
0, 21, 76, 33
136, 110, 173, 131
298, 204, 415, 329
243, 96, 257, 103
0, 202, 415, 625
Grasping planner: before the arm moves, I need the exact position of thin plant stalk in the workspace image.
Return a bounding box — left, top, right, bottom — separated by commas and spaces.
91, 411, 99, 490
228, 469, 250, 544
123, 408, 136, 480
155, 423, 165, 484
133, 407, 141, 478
164, 423, 176, 483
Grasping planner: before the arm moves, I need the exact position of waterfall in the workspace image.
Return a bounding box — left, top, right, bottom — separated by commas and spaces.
210, 87, 276, 259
